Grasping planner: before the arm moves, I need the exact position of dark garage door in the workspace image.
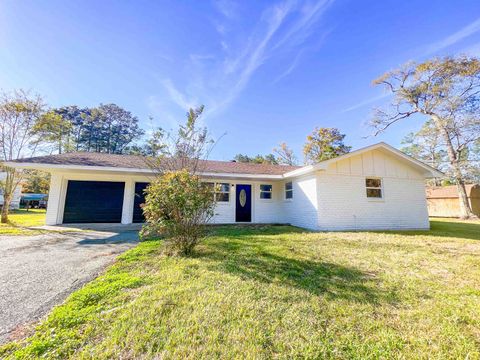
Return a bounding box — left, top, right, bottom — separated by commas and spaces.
133, 182, 149, 223
63, 180, 125, 223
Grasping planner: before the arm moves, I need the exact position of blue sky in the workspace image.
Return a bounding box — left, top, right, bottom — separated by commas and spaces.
1, 0, 480, 161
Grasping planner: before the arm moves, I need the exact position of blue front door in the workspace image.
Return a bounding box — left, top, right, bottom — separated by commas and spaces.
235, 184, 252, 222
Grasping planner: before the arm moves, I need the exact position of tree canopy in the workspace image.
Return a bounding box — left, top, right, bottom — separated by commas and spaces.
22, 170, 50, 194
233, 154, 278, 165
34, 104, 145, 154
371, 56, 480, 218
234, 129, 351, 167
303, 127, 351, 164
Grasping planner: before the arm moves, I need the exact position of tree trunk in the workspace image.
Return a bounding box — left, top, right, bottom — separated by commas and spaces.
431, 114, 475, 219
1, 193, 11, 223
455, 181, 473, 218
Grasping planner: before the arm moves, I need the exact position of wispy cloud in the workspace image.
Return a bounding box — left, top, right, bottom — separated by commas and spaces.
424, 16, 480, 55
341, 16, 480, 115
161, 79, 198, 111
212, 0, 295, 113
341, 93, 391, 113
146, 95, 180, 129
273, 28, 330, 84
153, 0, 334, 121
213, 0, 237, 19
273, 50, 304, 83
273, 0, 333, 51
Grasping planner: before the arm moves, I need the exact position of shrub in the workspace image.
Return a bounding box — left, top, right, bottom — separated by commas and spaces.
140, 170, 215, 255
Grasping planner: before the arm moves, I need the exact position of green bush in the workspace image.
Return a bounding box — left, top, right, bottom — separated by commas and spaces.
140, 170, 216, 255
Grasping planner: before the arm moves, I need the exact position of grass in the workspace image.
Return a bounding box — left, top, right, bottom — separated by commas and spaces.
1, 219, 480, 359
0, 209, 46, 235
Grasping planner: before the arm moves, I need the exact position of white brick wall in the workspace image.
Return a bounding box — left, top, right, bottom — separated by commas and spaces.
280, 174, 319, 230
312, 149, 430, 230
316, 174, 429, 230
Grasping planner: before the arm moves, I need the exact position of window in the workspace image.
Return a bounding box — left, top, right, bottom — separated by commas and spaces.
366, 178, 382, 198
204, 182, 230, 202
260, 184, 272, 199
285, 182, 293, 199
215, 183, 230, 202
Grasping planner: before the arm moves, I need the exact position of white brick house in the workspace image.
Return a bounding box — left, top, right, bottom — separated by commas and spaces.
5, 142, 442, 230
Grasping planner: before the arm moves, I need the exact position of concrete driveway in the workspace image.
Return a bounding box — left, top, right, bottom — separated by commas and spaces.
0, 226, 139, 344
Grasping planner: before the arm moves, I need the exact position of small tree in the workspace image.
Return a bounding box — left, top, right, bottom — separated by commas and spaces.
144, 127, 168, 156
0, 90, 44, 222
273, 142, 298, 165
303, 127, 351, 164
145, 106, 212, 173
141, 170, 215, 255
370, 56, 480, 218
142, 106, 217, 255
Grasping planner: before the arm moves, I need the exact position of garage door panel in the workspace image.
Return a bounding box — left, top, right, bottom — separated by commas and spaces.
133, 182, 149, 223
63, 181, 125, 223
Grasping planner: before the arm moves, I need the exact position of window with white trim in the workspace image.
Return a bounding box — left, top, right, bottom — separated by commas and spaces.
260, 184, 272, 199
366, 178, 382, 198
285, 181, 293, 199
204, 182, 230, 202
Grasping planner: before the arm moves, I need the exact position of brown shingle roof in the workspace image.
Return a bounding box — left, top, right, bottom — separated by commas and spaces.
426, 185, 480, 199
13, 152, 300, 175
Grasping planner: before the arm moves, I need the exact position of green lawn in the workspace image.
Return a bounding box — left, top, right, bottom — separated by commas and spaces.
1, 219, 480, 359
0, 209, 46, 235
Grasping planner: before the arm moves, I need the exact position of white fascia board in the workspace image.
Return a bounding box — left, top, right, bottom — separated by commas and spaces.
198, 172, 282, 180
282, 165, 318, 178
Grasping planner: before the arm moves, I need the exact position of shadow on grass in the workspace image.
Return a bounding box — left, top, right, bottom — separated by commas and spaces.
197, 234, 395, 305
207, 224, 307, 237
210, 221, 480, 242
370, 220, 480, 241
76, 234, 139, 245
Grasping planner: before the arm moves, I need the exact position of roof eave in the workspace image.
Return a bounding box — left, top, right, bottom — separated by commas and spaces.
5, 142, 444, 179
4, 161, 284, 179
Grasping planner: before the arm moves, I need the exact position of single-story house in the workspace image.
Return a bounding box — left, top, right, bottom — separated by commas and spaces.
0, 172, 22, 210
5, 142, 442, 230
426, 184, 480, 217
